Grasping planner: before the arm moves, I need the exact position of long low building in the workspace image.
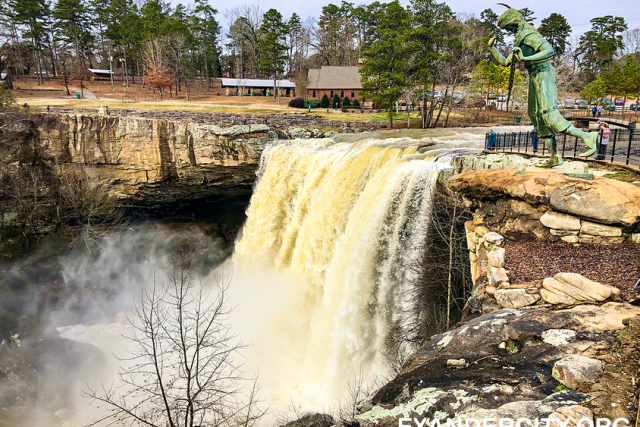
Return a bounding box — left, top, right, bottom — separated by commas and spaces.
220, 78, 296, 97
88, 69, 115, 80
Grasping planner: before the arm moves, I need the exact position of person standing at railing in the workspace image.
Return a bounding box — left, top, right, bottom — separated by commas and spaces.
487, 129, 497, 150
530, 128, 539, 154
597, 105, 602, 117
597, 122, 610, 160
592, 106, 597, 118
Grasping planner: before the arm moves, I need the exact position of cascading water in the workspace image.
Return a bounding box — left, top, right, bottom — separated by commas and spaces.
229, 138, 451, 410
49, 128, 503, 425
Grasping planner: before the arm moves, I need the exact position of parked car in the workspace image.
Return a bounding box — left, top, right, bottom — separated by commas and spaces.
488, 92, 497, 100
426, 90, 443, 100
589, 99, 598, 105
602, 97, 612, 106
630, 103, 639, 111
577, 101, 588, 109
565, 96, 574, 108
615, 98, 625, 106
497, 94, 506, 102
33, 70, 50, 76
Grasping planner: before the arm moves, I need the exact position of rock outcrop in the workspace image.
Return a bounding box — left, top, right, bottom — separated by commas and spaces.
450, 168, 640, 244
33, 112, 342, 211
37, 113, 269, 209
552, 355, 603, 392
450, 168, 640, 227
357, 303, 640, 425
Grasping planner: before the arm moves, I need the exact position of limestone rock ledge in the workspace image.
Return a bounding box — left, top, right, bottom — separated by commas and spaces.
449, 168, 640, 226
36, 113, 328, 209
449, 168, 640, 243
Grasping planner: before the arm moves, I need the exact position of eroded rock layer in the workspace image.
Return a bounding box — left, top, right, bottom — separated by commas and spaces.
36, 113, 275, 210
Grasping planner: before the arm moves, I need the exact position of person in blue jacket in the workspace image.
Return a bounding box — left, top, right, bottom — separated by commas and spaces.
487, 129, 497, 150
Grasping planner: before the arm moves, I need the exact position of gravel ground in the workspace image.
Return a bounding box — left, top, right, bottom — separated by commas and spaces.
504, 240, 640, 300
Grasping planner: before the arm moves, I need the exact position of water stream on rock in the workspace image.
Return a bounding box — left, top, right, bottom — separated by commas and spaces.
50, 127, 525, 425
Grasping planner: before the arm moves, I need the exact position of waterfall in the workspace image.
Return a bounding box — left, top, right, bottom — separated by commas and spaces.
230, 138, 450, 410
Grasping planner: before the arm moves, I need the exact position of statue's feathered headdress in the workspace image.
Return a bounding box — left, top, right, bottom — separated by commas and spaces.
496, 3, 524, 29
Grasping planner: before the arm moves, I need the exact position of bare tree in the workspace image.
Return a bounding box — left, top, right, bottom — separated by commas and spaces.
84, 251, 267, 427
58, 168, 125, 249
336, 369, 374, 425
225, 6, 264, 79
622, 28, 640, 57
144, 38, 175, 100
2, 164, 56, 244
291, 69, 307, 99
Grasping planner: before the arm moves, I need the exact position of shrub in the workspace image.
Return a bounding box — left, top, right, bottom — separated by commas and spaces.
342, 97, 351, 107
319, 94, 330, 108
305, 99, 320, 109
288, 97, 305, 108
332, 94, 341, 109
352, 99, 361, 108
0, 86, 15, 108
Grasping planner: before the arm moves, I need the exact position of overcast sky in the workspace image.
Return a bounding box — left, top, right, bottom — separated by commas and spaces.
195, 0, 640, 36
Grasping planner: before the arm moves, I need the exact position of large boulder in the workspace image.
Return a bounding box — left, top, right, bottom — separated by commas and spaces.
540, 212, 581, 231
552, 355, 603, 391
494, 288, 540, 308
449, 169, 640, 226
540, 273, 620, 306
286, 127, 313, 139
580, 221, 622, 237
548, 405, 594, 427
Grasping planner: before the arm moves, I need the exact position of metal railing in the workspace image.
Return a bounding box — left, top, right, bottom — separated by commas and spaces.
484, 128, 640, 169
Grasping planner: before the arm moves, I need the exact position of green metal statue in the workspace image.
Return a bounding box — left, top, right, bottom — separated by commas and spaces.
488, 5, 597, 167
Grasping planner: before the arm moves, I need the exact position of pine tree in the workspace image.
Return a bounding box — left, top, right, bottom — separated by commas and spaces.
12, 0, 51, 84
192, 0, 221, 88
332, 93, 341, 109
54, 0, 95, 97
578, 16, 628, 81
480, 8, 503, 48
538, 13, 572, 59
518, 8, 536, 24
319, 93, 330, 108
258, 9, 288, 100
342, 97, 351, 107
360, 1, 410, 128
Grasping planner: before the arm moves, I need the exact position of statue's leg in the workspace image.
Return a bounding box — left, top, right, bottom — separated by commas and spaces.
539, 136, 563, 168
565, 125, 598, 157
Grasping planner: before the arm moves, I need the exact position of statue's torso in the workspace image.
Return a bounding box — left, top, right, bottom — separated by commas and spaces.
515, 25, 552, 73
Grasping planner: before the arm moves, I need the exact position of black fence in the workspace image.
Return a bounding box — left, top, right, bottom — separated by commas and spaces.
485, 128, 640, 169
560, 107, 640, 121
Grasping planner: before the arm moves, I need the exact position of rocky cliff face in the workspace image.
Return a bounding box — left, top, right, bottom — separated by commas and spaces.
37, 113, 278, 211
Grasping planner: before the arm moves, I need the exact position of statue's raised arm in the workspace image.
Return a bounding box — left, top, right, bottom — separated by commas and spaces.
487, 5, 598, 167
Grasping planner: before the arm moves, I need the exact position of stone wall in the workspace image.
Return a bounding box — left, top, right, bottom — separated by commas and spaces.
450, 168, 640, 244
450, 167, 640, 313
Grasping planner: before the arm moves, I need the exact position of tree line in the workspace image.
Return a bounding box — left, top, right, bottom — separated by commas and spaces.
0, 0, 638, 120
357, 3, 639, 127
